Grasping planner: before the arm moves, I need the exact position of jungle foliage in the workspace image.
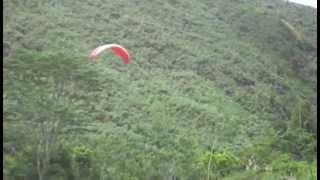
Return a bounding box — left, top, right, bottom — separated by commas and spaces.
3, 0, 317, 179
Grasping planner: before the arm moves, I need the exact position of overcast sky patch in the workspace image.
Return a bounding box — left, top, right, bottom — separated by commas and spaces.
288, 0, 317, 8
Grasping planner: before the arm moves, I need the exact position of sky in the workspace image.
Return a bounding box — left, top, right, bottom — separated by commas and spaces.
288, 0, 317, 8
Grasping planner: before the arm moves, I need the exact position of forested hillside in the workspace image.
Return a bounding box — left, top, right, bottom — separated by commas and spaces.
3, 0, 317, 179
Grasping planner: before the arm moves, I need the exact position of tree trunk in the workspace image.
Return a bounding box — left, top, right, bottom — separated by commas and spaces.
207, 144, 215, 180
37, 143, 44, 180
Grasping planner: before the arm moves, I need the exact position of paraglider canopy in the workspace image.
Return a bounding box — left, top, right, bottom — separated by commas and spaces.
89, 44, 130, 63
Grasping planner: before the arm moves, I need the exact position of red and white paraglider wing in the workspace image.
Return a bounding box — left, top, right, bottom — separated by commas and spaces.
89, 44, 130, 63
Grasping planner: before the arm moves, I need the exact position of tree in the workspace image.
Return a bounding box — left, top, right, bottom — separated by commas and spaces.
4, 50, 102, 180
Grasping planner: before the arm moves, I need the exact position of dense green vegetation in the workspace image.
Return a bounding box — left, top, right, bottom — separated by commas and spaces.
3, 0, 317, 179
